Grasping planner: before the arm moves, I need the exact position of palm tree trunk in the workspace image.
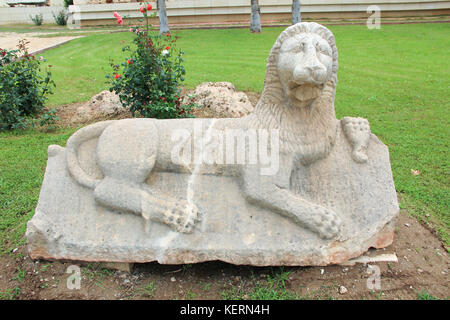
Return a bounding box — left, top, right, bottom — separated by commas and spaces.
292, 0, 301, 24
157, 0, 170, 34
250, 0, 262, 33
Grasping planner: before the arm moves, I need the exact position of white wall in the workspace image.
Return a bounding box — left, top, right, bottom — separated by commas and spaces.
1, 0, 449, 25
69, 0, 450, 23
0, 0, 63, 7
0, 6, 66, 24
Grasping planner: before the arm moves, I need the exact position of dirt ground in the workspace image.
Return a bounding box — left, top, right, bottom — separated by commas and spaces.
1, 94, 448, 300
0, 210, 448, 300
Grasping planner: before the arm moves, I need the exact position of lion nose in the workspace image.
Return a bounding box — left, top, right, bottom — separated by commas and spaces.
293, 62, 326, 84
293, 46, 327, 84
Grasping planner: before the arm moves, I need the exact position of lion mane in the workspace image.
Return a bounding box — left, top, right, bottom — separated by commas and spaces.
247, 22, 339, 165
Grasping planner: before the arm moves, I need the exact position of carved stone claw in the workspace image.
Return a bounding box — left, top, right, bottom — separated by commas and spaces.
310, 206, 341, 240
140, 190, 201, 234
341, 117, 371, 163
352, 145, 368, 164
162, 201, 200, 233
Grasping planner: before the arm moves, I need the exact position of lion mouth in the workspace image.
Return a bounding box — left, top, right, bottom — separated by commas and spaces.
289, 80, 323, 89
288, 82, 323, 103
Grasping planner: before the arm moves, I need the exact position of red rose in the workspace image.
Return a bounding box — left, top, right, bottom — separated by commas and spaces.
127, 59, 132, 64
114, 12, 123, 25
165, 46, 170, 50
139, 7, 145, 13
114, 74, 121, 79
147, 4, 152, 11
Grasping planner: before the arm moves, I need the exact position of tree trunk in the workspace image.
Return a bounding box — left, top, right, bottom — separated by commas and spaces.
157, 0, 170, 34
250, 0, 262, 33
292, 0, 301, 25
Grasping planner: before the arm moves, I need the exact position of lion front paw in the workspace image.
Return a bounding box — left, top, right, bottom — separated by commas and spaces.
310, 206, 341, 240
162, 201, 200, 233
341, 117, 370, 164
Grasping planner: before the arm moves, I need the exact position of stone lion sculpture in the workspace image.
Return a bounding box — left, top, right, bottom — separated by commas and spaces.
63, 22, 370, 240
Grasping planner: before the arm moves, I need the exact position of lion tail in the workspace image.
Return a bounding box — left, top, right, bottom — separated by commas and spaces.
66, 120, 115, 189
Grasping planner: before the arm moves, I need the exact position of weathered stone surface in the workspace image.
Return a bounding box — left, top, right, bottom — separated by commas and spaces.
183, 82, 254, 117
26, 22, 399, 266
340, 253, 398, 266
73, 90, 125, 123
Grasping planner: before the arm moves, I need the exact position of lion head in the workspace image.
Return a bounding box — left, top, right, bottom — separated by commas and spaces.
277, 30, 334, 106
248, 22, 339, 165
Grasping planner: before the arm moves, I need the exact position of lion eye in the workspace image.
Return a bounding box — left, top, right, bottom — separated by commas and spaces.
316, 43, 330, 55
296, 42, 305, 52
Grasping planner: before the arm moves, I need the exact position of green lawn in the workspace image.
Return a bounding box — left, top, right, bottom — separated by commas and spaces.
0, 129, 76, 252
0, 23, 449, 253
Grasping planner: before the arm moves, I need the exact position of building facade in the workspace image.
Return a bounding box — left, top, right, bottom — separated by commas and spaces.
0, 0, 449, 25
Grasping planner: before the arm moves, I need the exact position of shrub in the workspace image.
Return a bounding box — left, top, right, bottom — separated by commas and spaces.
53, 10, 68, 26
39, 108, 60, 131
0, 41, 54, 131
29, 13, 43, 26
107, 4, 195, 119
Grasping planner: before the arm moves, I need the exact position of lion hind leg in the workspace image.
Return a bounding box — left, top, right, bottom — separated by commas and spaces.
93, 177, 200, 234
341, 117, 371, 163
91, 119, 200, 233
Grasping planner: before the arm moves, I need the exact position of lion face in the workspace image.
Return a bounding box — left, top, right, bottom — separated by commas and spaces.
277, 33, 333, 107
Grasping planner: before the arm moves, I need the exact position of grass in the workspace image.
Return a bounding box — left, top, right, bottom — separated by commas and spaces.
221, 269, 298, 300
416, 290, 441, 300
12, 267, 26, 282
82, 262, 114, 279
0, 266, 26, 300
0, 25, 68, 34
0, 128, 76, 253
82, 262, 114, 290
0, 287, 21, 300
137, 282, 156, 298
0, 23, 448, 254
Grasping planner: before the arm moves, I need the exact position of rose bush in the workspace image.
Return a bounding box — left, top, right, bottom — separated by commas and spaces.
0, 40, 54, 130
107, 3, 195, 119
